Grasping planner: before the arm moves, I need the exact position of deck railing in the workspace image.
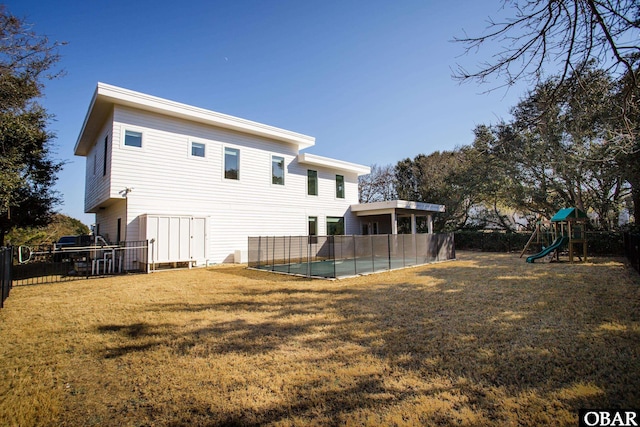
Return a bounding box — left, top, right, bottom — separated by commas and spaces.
10, 240, 149, 286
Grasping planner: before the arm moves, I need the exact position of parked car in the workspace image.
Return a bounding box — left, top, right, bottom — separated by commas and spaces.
53, 235, 107, 262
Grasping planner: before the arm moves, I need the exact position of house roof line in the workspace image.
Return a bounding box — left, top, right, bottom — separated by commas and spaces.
74, 83, 316, 156
297, 153, 371, 176
351, 200, 446, 214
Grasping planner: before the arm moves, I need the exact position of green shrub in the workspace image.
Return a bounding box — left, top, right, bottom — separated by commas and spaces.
586, 232, 624, 255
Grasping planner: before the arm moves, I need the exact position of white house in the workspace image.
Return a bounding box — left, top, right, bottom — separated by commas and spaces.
74, 83, 444, 266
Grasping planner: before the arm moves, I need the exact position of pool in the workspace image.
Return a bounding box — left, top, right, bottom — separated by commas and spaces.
248, 233, 455, 278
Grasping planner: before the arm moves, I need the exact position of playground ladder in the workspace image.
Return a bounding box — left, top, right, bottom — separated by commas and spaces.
520, 226, 539, 258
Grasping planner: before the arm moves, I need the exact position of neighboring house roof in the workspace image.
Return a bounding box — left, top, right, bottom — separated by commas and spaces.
297, 153, 371, 176
551, 207, 588, 222
351, 200, 446, 215
75, 83, 316, 156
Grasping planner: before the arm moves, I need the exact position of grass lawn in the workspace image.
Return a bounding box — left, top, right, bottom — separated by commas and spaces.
1, 251, 639, 426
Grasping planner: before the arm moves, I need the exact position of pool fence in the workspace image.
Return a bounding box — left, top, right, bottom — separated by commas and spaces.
248, 233, 455, 278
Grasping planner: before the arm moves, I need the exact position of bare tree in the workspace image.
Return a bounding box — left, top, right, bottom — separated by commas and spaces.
453, 0, 639, 92
358, 164, 396, 203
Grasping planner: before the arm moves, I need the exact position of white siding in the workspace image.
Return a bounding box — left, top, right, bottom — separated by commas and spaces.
91, 106, 362, 263
84, 114, 114, 212
95, 199, 125, 243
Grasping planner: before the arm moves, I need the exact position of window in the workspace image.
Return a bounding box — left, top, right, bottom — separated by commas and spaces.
103, 135, 108, 176
336, 174, 344, 198
124, 130, 142, 148
308, 216, 318, 235
307, 170, 318, 195
224, 147, 239, 180
272, 156, 285, 185
191, 142, 205, 158
93, 153, 97, 176
362, 222, 379, 235
327, 217, 344, 235
308, 216, 318, 244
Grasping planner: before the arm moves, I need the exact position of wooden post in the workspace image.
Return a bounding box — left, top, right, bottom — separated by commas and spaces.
568, 221, 574, 263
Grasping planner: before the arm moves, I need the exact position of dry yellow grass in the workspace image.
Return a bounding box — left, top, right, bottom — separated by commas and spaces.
1, 251, 639, 426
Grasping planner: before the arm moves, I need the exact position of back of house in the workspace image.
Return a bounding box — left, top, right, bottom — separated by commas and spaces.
74, 83, 370, 265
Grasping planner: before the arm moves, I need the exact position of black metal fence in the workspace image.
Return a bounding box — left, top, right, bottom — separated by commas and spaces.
623, 233, 639, 274
1, 247, 11, 308
248, 233, 455, 278
11, 240, 149, 286
455, 230, 626, 255
454, 231, 532, 252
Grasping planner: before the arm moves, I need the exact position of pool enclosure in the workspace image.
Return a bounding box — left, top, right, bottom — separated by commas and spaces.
248, 233, 455, 278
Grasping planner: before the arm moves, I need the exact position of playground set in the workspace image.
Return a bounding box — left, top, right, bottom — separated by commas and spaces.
520, 208, 589, 263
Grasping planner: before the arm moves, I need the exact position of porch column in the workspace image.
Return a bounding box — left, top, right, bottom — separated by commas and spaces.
427, 214, 433, 234
411, 214, 416, 234
391, 211, 398, 234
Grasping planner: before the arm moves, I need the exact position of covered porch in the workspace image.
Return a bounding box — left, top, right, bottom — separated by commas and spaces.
350, 200, 446, 235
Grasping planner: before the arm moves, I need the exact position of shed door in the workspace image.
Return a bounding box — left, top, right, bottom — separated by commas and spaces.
145, 215, 207, 263
191, 217, 207, 262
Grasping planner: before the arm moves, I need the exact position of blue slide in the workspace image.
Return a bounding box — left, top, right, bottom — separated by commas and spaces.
526, 236, 569, 263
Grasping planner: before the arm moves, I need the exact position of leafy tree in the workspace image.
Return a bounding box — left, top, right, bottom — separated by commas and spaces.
6, 213, 90, 247
614, 67, 640, 223
473, 66, 632, 228
395, 151, 476, 231
459, 129, 527, 230
394, 158, 420, 202
358, 164, 397, 203
0, 6, 65, 246
454, 2, 639, 221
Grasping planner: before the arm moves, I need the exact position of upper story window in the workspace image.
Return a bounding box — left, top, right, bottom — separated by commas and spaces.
103, 135, 108, 176
336, 174, 344, 198
124, 130, 142, 148
272, 156, 284, 185
307, 170, 318, 196
191, 142, 205, 158
224, 147, 240, 180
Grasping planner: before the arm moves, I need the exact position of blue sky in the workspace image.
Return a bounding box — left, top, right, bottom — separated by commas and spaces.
7, 0, 529, 225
